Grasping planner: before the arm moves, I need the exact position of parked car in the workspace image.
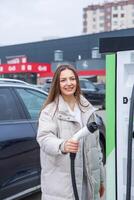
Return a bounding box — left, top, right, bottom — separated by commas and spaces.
0, 78, 30, 85
42, 78, 105, 108
95, 82, 105, 93
79, 78, 105, 108
0, 79, 105, 199
0, 82, 47, 199
42, 78, 52, 92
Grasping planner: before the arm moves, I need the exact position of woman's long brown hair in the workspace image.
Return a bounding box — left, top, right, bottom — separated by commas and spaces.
41, 64, 82, 111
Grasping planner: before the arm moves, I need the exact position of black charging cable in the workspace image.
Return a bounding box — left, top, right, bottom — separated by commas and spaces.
70, 121, 98, 200
70, 153, 79, 200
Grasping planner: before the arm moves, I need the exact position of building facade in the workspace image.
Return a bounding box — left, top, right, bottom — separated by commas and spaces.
83, 0, 134, 34
0, 28, 134, 84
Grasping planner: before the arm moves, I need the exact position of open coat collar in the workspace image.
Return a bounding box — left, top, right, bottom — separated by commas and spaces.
57, 95, 95, 113
54, 95, 97, 122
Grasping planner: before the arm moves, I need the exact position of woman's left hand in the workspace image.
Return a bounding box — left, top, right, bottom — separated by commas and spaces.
99, 183, 105, 198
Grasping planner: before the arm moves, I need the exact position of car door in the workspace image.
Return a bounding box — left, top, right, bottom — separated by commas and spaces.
14, 87, 47, 179
0, 86, 46, 199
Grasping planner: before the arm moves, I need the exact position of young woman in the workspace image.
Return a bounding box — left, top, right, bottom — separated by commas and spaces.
37, 64, 105, 200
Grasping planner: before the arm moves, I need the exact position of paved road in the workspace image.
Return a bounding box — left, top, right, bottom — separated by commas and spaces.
23, 109, 106, 200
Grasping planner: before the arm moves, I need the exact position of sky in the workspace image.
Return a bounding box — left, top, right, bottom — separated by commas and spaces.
0, 0, 114, 46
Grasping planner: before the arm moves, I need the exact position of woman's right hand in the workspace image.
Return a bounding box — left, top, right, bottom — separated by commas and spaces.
64, 138, 79, 153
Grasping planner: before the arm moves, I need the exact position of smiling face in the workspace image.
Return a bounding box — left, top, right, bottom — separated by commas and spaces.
59, 68, 77, 98
43, 64, 82, 109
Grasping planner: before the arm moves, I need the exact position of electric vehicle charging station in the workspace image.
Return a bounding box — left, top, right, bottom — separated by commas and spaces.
100, 36, 134, 200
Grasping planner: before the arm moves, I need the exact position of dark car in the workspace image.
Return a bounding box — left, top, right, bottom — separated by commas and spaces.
42, 78, 105, 108
0, 79, 105, 199
79, 78, 105, 108
95, 82, 105, 93
0, 81, 47, 199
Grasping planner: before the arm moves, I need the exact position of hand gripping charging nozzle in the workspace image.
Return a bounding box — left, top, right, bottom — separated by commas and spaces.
72, 122, 98, 141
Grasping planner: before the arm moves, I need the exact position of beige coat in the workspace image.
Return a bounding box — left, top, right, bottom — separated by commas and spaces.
37, 95, 104, 200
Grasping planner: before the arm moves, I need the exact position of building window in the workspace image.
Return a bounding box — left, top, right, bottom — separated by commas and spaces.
113, 14, 118, 18
99, 23, 104, 27
83, 20, 87, 26
91, 47, 101, 59
93, 17, 96, 22
83, 28, 87, 33
54, 50, 63, 62
121, 13, 124, 18
100, 16, 104, 20
113, 21, 118, 25
113, 6, 118, 10
83, 13, 87, 19
120, 6, 124, 10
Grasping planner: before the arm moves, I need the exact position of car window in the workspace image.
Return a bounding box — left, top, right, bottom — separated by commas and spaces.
0, 88, 22, 121
96, 83, 105, 90
42, 83, 51, 92
42, 79, 52, 92
80, 80, 96, 91
16, 88, 47, 119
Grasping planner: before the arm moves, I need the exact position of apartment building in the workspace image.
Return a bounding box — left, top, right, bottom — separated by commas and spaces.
83, 0, 134, 34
